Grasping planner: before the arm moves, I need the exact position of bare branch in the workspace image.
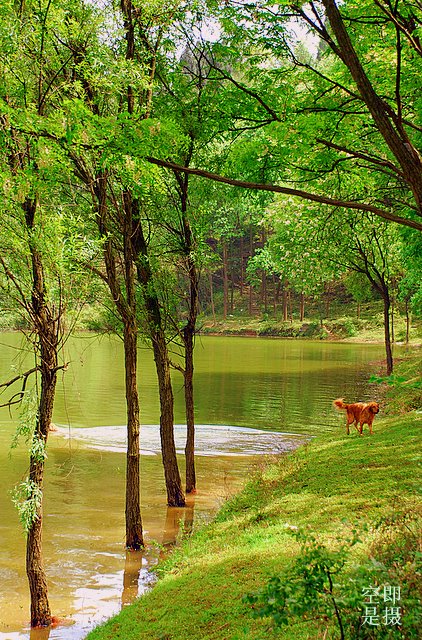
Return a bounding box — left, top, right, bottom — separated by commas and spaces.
0, 366, 39, 409
0, 367, 39, 391
169, 360, 185, 375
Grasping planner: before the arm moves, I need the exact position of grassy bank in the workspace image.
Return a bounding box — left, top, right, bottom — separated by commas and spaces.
198, 313, 421, 344
87, 353, 421, 640
4, 299, 418, 346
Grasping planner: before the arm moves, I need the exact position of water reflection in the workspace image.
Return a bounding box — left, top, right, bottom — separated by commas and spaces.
121, 551, 144, 608
30, 628, 50, 640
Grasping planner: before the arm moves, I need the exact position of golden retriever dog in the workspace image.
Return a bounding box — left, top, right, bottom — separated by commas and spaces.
333, 398, 380, 435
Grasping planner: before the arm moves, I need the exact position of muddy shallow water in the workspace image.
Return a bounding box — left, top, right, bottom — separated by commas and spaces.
0, 334, 386, 639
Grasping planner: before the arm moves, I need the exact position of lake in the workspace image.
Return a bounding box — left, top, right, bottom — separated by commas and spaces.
0, 333, 386, 639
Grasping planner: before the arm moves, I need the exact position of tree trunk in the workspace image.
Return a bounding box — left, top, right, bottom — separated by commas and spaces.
97, 183, 144, 550
261, 270, 267, 312
27, 337, 56, 627
272, 275, 278, 313
182, 247, 199, 494
133, 219, 185, 507
391, 284, 395, 344
153, 332, 185, 506
24, 197, 58, 628
382, 290, 394, 375
323, 0, 422, 212
240, 236, 244, 297
172, 162, 199, 495
300, 292, 305, 322
248, 226, 254, 315
282, 281, 288, 321
26, 352, 55, 628
184, 326, 196, 493
222, 241, 228, 319
26, 507, 50, 628
209, 271, 216, 323
260, 228, 267, 312
405, 299, 410, 345
123, 321, 143, 549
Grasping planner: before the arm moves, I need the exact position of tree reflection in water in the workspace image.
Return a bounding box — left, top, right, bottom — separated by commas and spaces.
122, 494, 196, 607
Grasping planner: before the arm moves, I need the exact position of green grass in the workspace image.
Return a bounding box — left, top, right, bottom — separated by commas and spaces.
198, 312, 422, 344
87, 354, 421, 640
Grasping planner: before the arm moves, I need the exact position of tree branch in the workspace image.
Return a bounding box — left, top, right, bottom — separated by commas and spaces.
145, 155, 422, 231
0, 367, 39, 391
315, 138, 404, 176
0, 366, 39, 408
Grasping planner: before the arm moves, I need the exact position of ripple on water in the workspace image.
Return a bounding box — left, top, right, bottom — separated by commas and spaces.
54, 423, 309, 456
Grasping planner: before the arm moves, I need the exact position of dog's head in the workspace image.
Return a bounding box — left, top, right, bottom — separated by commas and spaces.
368, 402, 380, 414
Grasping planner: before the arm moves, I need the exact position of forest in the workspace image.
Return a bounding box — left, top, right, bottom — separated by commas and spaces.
0, 0, 421, 634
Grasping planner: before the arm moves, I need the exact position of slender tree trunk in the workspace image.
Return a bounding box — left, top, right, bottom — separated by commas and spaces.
123, 321, 143, 549
184, 327, 195, 493
26, 507, 50, 628
27, 334, 57, 627
25, 197, 59, 627
405, 299, 410, 345
222, 241, 228, 319
153, 332, 185, 506
133, 218, 185, 507
382, 290, 394, 375
249, 226, 254, 315
230, 263, 234, 313
391, 284, 395, 344
357, 302, 361, 319
261, 228, 267, 312
182, 248, 199, 494
96, 181, 144, 550
121, 194, 144, 549
171, 165, 198, 494
288, 290, 293, 322
300, 292, 305, 322
240, 236, 244, 297
261, 270, 267, 312
282, 282, 288, 321
274, 277, 281, 309
209, 271, 216, 323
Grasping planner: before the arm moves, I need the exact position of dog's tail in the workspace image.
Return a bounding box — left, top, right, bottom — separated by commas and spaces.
333, 398, 347, 411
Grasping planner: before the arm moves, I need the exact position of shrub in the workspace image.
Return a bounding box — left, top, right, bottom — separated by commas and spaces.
245, 520, 421, 639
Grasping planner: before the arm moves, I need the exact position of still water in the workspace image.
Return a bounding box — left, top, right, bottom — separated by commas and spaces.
0, 334, 385, 639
